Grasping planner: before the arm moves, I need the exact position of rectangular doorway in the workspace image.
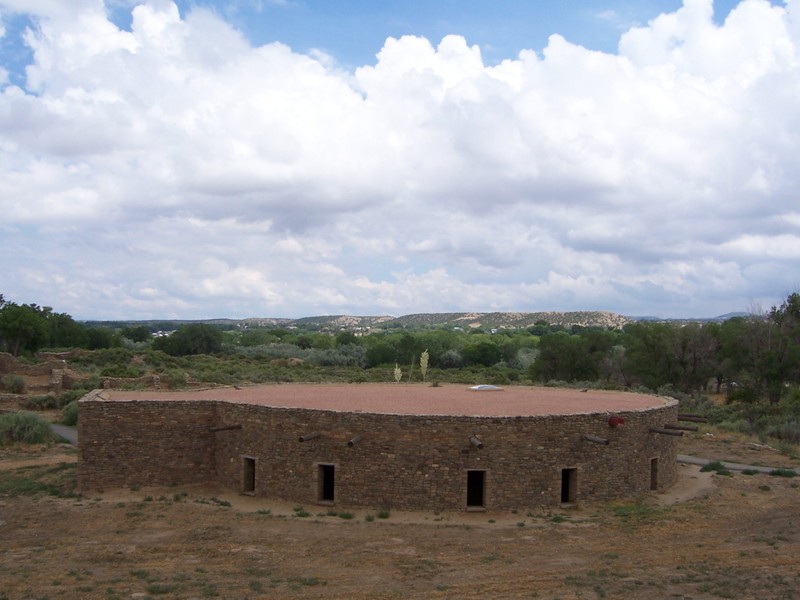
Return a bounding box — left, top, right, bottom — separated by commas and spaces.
650, 458, 659, 490
318, 464, 335, 503
242, 457, 256, 494
466, 470, 486, 509
561, 468, 577, 504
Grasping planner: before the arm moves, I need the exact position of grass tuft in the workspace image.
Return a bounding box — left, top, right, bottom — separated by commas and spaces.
0, 462, 78, 498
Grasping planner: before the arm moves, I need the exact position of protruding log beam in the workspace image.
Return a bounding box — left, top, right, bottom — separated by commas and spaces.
469, 436, 483, 449
664, 423, 699, 432
581, 434, 610, 445
347, 435, 362, 447
209, 424, 242, 433
650, 427, 684, 436
299, 432, 320, 442
678, 414, 708, 423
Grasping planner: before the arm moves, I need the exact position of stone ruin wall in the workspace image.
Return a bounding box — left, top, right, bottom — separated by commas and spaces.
78, 394, 678, 511
78, 392, 217, 490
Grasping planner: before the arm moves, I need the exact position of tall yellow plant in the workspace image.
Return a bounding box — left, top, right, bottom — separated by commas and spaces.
420, 349, 429, 382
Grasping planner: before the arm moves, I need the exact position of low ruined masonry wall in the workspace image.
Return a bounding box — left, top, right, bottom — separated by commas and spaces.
78, 394, 678, 512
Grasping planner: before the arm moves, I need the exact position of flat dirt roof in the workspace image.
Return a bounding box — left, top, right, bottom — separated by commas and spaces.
100, 384, 673, 417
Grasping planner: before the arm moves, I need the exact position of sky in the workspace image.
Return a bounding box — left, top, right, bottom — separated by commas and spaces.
0, 0, 798, 321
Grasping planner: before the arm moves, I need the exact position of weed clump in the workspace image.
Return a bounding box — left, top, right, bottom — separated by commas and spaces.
769, 468, 797, 478
61, 400, 78, 426
0, 411, 55, 446
1, 374, 25, 394
700, 461, 733, 476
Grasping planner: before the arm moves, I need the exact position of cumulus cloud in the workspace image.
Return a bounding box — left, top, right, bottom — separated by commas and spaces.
0, 0, 798, 319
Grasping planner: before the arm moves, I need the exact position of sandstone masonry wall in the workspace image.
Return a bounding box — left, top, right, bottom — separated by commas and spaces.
79, 394, 678, 511
78, 392, 217, 490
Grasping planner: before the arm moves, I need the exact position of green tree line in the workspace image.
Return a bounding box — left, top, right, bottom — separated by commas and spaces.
3, 291, 800, 406
0, 294, 121, 354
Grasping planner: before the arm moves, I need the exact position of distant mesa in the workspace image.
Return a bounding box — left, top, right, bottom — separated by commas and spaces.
84, 310, 750, 331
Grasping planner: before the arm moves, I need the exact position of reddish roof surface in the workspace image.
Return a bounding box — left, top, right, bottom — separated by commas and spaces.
101, 384, 673, 417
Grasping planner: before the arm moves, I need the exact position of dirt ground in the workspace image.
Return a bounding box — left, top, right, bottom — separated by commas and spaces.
1, 429, 799, 600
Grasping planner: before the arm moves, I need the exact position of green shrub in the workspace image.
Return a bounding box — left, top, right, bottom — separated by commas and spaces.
1, 374, 25, 394
62, 400, 78, 426
99, 365, 145, 378
59, 388, 89, 404
293, 506, 310, 518
700, 461, 733, 476
166, 369, 187, 389
769, 468, 797, 478
24, 390, 85, 410
71, 374, 100, 391
23, 394, 60, 410
765, 421, 800, 444
0, 411, 55, 445
72, 347, 133, 368
716, 418, 752, 434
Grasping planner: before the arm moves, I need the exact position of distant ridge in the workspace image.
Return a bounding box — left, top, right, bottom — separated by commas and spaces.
212, 311, 633, 331
632, 312, 750, 323
84, 311, 749, 331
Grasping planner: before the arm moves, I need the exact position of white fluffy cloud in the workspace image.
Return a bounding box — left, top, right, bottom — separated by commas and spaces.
1, 0, 799, 319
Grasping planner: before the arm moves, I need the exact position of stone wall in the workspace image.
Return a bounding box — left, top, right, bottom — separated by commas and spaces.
0, 352, 66, 377
79, 394, 678, 511
78, 391, 217, 490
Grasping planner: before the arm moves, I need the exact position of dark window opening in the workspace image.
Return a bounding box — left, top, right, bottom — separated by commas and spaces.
650, 458, 659, 491
466, 470, 486, 508
561, 468, 577, 504
318, 464, 335, 502
242, 457, 256, 494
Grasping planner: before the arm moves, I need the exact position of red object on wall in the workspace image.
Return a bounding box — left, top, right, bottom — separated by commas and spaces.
608, 416, 626, 427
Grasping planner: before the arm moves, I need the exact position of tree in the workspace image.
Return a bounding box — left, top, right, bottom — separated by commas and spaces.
121, 325, 151, 343
0, 302, 50, 356
334, 331, 359, 347
364, 339, 397, 368
294, 334, 314, 349
153, 324, 223, 356
239, 329, 280, 347
48, 312, 89, 348
530, 332, 595, 382
462, 341, 502, 367
763, 292, 800, 402
622, 323, 680, 390
85, 327, 120, 350
671, 323, 719, 393
718, 316, 764, 401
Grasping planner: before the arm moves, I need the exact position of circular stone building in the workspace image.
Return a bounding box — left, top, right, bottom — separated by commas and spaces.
78, 384, 680, 511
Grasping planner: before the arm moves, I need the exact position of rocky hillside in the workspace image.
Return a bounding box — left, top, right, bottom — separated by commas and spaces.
386, 311, 632, 330
282, 311, 633, 331
86, 311, 638, 332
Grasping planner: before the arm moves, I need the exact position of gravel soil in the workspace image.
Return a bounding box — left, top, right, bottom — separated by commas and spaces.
1, 431, 799, 599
